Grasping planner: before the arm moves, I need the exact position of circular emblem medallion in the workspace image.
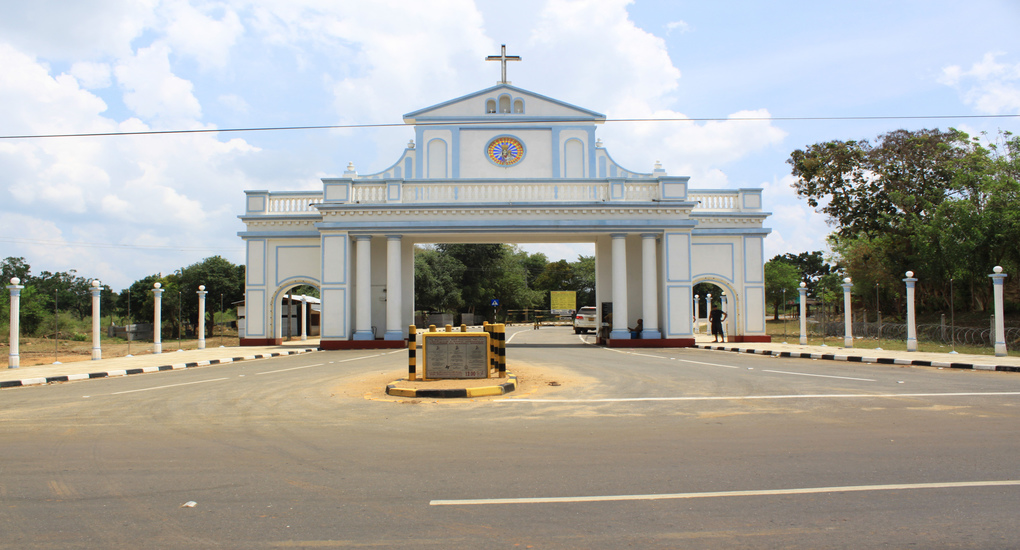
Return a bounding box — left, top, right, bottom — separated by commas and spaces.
486, 136, 525, 166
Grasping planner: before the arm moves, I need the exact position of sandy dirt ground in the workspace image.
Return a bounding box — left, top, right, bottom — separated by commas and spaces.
339, 360, 597, 404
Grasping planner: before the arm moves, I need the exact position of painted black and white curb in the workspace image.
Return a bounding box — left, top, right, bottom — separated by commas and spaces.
694, 344, 1020, 373
0, 348, 319, 389
386, 374, 518, 399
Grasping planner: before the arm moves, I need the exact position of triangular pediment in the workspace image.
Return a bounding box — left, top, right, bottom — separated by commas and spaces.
402, 84, 605, 124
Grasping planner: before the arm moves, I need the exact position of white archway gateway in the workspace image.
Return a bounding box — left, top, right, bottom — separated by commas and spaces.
239, 78, 772, 349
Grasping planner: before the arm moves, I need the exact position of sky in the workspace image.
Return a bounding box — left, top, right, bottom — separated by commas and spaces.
1, 0, 1018, 291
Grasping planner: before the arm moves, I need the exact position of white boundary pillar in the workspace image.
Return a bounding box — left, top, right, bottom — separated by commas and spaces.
153, 283, 163, 354
300, 296, 308, 341
640, 233, 661, 339
610, 233, 629, 339
798, 282, 808, 345
693, 294, 700, 335
8, 278, 23, 368
384, 235, 404, 340
842, 277, 853, 348
91, 280, 102, 360
990, 266, 1008, 357
904, 271, 918, 352
353, 235, 374, 340
197, 285, 207, 350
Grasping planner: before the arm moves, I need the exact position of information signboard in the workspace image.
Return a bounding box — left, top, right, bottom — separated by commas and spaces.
550, 290, 577, 315
422, 333, 490, 379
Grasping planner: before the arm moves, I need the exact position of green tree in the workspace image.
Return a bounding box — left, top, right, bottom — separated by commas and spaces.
570, 255, 596, 308
764, 258, 801, 320
414, 246, 466, 313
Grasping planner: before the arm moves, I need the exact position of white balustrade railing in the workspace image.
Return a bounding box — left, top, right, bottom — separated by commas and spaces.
689, 192, 738, 210
248, 184, 757, 214
268, 195, 318, 213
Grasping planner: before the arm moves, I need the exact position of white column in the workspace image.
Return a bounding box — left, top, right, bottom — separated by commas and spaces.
300, 296, 308, 341
610, 233, 629, 339
904, 272, 918, 352
990, 266, 1008, 357
8, 278, 23, 368
384, 234, 404, 340
798, 282, 808, 346
639, 233, 660, 339
721, 292, 729, 341
197, 286, 207, 350
91, 280, 102, 360
842, 278, 853, 348
353, 235, 374, 340
153, 283, 163, 354
693, 294, 700, 334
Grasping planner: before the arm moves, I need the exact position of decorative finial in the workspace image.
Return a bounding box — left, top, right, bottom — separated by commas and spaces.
154, 282, 161, 289
994, 266, 1003, 274
905, 271, 914, 278
91, 280, 100, 288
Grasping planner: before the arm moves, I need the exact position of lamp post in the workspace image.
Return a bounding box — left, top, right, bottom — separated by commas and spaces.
798, 282, 808, 345
904, 271, 918, 352
782, 287, 787, 338
153, 283, 163, 354
8, 278, 23, 368
91, 280, 102, 360
990, 266, 1008, 357
842, 277, 853, 348
197, 285, 207, 350
693, 294, 700, 334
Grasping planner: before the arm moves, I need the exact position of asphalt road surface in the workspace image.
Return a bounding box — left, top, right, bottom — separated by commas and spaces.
2, 325, 1020, 549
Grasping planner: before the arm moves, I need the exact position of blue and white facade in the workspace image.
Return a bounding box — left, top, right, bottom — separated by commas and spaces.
238, 83, 772, 347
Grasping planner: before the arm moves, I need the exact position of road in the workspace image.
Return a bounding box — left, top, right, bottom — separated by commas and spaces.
2, 325, 1019, 549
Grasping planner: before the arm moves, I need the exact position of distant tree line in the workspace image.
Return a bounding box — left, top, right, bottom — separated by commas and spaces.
1, 255, 244, 338
414, 244, 595, 319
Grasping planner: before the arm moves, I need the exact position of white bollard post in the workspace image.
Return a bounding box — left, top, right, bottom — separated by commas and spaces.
904, 271, 918, 352
153, 282, 163, 354
8, 278, 23, 368
842, 278, 854, 348
91, 280, 102, 360
798, 282, 808, 346
301, 296, 308, 341
693, 294, 700, 335
197, 286, 207, 350
990, 266, 1008, 357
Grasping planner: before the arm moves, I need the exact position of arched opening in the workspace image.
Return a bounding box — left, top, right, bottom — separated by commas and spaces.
693, 278, 738, 342
498, 95, 511, 113
485, 99, 496, 114
270, 281, 321, 342
513, 99, 524, 114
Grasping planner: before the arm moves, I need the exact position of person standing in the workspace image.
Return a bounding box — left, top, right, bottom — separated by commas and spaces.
709, 304, 727, 343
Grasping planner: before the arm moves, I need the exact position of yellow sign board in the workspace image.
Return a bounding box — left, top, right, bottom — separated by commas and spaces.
550, 291, 577, 315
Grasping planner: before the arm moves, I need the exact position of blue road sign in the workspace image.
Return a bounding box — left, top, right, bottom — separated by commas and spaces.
490, 299, 500, 307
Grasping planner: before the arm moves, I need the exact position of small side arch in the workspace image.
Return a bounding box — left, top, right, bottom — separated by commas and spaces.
269, 277, 320, 340
692, 276, 741, 338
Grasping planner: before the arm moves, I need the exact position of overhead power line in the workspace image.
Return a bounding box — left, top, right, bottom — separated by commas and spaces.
0, 237, 243, 252
0, 114, 1016, 140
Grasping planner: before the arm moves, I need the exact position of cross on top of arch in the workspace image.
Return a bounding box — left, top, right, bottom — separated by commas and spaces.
485, 44, 521, 84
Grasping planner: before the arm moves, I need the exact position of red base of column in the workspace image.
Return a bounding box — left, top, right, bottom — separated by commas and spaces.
240, 338, 283, 346
729, 335, 772, 343
599, 338, 696, 348
319, 339, 407, 350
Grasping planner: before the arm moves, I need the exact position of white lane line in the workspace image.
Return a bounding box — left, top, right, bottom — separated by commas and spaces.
500, 391, 1020, 403
430, 480, 1020, 506
255, 353, 393, 375
763, 369, 876, 382
110, 377, 229, 395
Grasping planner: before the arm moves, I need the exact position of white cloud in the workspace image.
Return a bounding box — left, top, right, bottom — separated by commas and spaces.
70, 62, 113, 89
666, 20, 690, 34
115, 42, 203, 127
160, 0, 244, 70
940, 51, 1020, 114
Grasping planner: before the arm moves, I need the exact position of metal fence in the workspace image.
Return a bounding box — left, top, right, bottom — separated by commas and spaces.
804, 315, 1020, 349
